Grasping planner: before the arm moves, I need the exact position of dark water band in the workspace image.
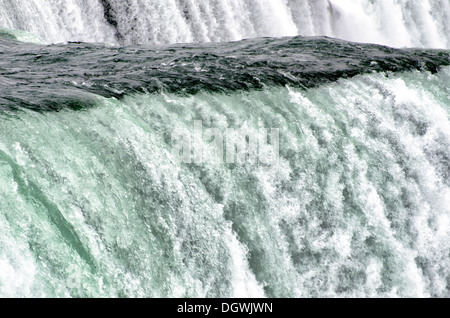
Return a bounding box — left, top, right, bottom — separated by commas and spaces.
1, 35, 449, 112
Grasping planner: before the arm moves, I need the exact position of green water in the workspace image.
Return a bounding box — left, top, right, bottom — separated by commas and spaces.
1, 0, 450, 299
0, 27, 44, 44
1, 67, 449, 297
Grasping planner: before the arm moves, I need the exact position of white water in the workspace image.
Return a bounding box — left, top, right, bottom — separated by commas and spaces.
0, 0, 449, 48
1, 68, 449, 297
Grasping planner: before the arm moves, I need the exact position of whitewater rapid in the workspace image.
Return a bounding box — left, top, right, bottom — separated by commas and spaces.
0, 0, 449, 48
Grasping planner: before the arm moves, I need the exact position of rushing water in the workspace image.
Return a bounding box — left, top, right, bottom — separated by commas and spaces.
0, 0, 449, 48
0, 1, 449, 298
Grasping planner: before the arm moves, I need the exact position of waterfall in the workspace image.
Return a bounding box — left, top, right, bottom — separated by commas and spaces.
0, 0, 449, 48
0, 0, 449, 299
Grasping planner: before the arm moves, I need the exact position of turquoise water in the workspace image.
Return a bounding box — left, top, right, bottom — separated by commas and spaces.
1, 59, 449, 296
0, 0, 449, 298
